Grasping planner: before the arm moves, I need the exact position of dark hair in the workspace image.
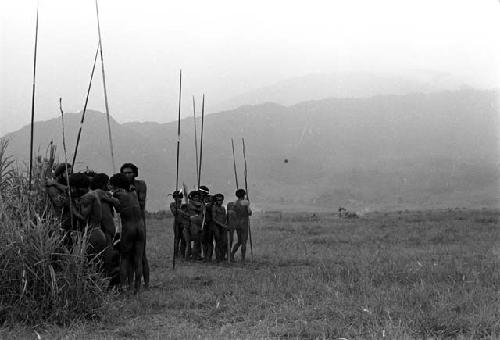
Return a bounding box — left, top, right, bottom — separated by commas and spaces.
69, 173, 90, 189
110, 173, 130, 190
214, 193, 224, 201
90, 173, 109, 190
235, 188, 246, 198
120, 163, 138, 177
188, 190, 200, 200
54, 163, 72, 177
172, 190, 183, 198
82, 169, 96, 178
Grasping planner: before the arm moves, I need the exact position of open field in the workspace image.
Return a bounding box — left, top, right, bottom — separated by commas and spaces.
2, 209, 500, 339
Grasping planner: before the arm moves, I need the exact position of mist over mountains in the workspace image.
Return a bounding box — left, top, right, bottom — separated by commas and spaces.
212, 71, 468, 112
4, 88, 499, 212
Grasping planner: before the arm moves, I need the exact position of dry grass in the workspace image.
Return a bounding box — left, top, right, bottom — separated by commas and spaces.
0, 137, 109, 326
1, 207, 498, 339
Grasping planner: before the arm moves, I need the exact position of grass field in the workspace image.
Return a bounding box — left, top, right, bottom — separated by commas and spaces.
2, 209, 499, 339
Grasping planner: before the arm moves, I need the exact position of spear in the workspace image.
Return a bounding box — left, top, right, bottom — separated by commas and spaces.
59, 98, 74, 230
197, 94, 205, 189
231, 138, 239, 189
95, 0, 116, 172
72, 43, 100, 168
173, 69, 182, 271
229, 137, 239, 264
192, 96, 199, 187
242, 137, 253, 261
175, 69, 182, 191
28, 2, 39, 191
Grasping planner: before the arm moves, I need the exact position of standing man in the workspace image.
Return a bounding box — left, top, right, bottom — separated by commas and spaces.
109, 173, 145, 294
198, 186, 211, 261
186, 190, 203, 261
120, 163, 150, 289
170, 190, 188, 259
69, 173, 107, 261
211, 194, 227, 262
90, 173, 120, 246
228, 189, 252, 263
45, 163, 74, 232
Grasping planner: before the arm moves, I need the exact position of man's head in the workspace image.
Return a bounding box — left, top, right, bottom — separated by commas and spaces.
213, 193, 224, 205
172, 190, 183, 201
83, 169, 96, 179
120, 163, 138, 183
235, 188, 246, 199
69, 173, 90, 197
54, 163, 73, 180
188, 190, 201, 202
90, 173, 110, 191
110, 173, 131, 190
199, 185, 209, 195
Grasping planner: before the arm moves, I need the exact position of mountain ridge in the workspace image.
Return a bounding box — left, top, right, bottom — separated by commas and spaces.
4, 89, 499, 212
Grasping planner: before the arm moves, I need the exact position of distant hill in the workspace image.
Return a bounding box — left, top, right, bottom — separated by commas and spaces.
5, 89, 499, 212
212, 71, 467, 112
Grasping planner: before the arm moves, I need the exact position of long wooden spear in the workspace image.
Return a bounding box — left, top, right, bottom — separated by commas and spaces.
197, 94, 205, 189
242, 137, 253, 261
59, 98, 74, 230
173, 69, 182, 271
229, 137, 239, 264
95, 0, 116, 172
192, 96, 199, 187
28, 3, 39, 191
72, 44, 100, 168
231, 138, 239, 189
175, 70, 182, 191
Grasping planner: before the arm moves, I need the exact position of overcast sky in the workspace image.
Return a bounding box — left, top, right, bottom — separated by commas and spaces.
1, 0, 499, 136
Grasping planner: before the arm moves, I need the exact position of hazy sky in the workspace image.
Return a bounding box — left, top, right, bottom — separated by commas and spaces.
1, 0, 499, 136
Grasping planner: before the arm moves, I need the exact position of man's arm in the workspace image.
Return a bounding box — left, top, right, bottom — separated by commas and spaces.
136, 180, 147, 211
214, 220, 231, 230
169, 202, 178, 215
78, 194, 95, 221
46, 186, 67, 209
111, 190, 123, 213
46, 178, 68, 192
241, 199, 252, 216
102, 191, 120, 209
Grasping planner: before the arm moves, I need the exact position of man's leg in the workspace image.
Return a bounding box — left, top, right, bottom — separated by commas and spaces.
190, 218, 202, 260
134, 236, 145, 294
231, 228, 242, 261
192, 232, 202, 260
240, 226, 248, 263
183, 226, 192, 260
205, 224, 215, 261
201, 225, 207, 259
142, 222, 150, 288
120, 253, 132, 292
213, 224, 222, 262
179, 223, 186, 258
229, 229, 234, 249
120, 230, 134, 292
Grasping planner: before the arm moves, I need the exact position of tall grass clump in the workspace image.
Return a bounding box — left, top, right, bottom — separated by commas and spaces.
0, 138, 108, 325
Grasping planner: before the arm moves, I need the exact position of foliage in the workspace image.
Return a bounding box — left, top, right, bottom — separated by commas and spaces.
0, 137, 108, 326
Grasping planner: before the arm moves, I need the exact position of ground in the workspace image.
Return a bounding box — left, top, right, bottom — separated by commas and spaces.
2, 209, 500, 339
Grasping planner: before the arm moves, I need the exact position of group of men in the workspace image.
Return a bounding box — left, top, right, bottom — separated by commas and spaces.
45, 162, 149, 294
45, 160, 254, 294
170, 186, 252, 264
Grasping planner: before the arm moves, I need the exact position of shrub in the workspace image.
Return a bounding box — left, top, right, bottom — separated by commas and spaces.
0, 138, 109, 325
